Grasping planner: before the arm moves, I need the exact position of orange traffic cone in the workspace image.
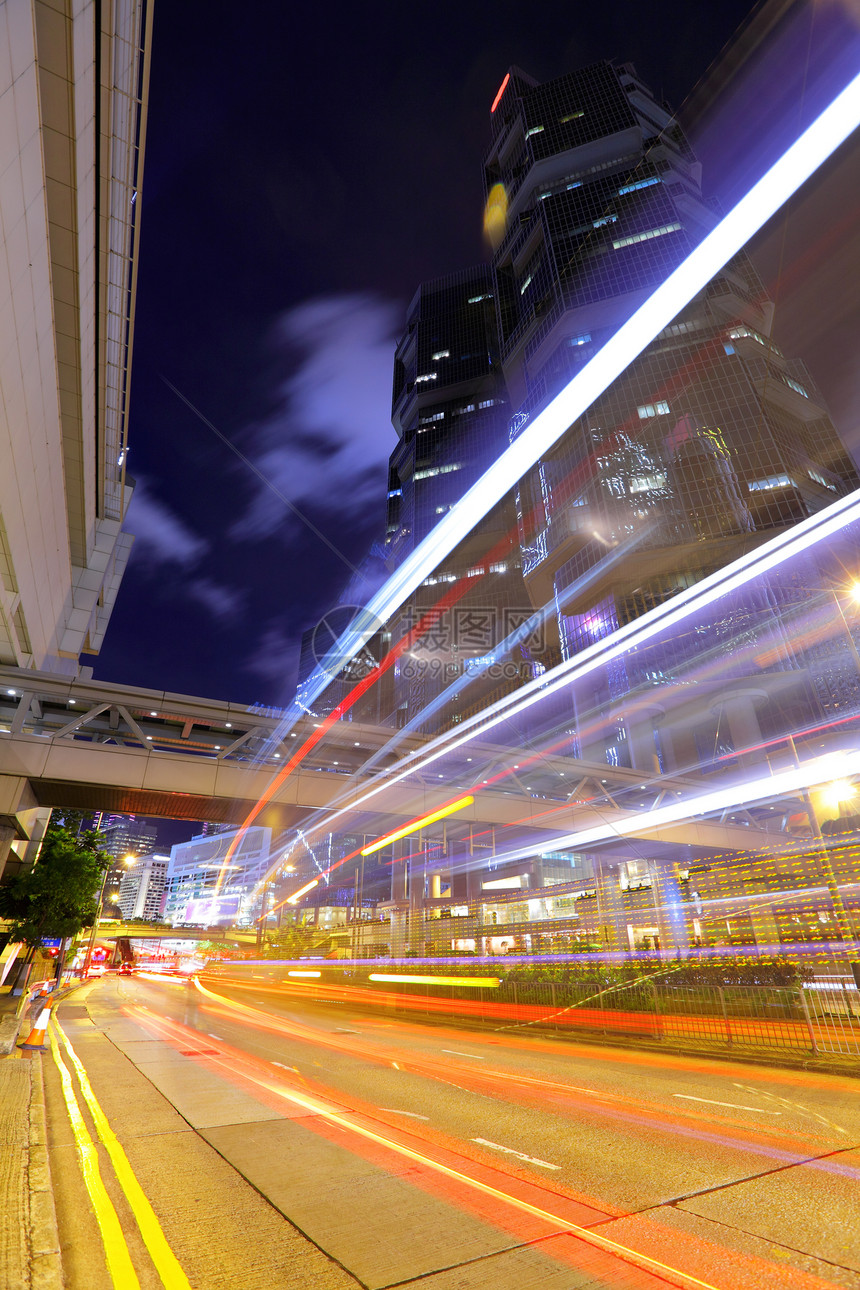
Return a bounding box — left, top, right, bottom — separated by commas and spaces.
18, 1000, 52, 1052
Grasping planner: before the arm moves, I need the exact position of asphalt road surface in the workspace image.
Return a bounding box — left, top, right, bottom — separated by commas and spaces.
41, 972, 860, 1290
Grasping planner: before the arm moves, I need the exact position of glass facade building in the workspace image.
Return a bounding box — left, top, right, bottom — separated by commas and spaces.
477, 59, 858, 767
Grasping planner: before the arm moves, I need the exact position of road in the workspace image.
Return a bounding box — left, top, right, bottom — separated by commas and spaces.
41, 972, 860, 1290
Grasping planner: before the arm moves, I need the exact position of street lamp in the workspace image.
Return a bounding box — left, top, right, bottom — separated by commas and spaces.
82, 854, 135, 978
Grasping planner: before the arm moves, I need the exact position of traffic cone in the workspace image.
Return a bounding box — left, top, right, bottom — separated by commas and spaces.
18, 1000, 52, 1052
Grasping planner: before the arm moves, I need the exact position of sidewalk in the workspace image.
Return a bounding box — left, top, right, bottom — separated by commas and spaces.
0, 1049, 63, 1290
4, 978, 363, 1290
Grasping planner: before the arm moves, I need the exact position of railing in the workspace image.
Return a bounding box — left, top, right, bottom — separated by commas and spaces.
205, 964, 860, 1060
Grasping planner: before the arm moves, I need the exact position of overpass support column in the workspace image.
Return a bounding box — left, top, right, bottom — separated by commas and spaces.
710, 690, 769, 769
0, 775, 39, 882
624, 704, 664, 777
650, 865, 690, 957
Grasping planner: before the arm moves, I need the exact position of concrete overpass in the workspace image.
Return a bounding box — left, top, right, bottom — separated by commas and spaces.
95, 922, 257, 945
0, 665, 790, 881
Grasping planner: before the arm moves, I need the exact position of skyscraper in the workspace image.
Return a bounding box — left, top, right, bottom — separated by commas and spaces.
381, 57, 857, 752
483, 59, 857, 768
96, 814, 159, 909
385, 268, 544, 730
117, 855, 169, 922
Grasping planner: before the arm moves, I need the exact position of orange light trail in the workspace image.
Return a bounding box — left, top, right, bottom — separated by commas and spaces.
490, 72, 510, 112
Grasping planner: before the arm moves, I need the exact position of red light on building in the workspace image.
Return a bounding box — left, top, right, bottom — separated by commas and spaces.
491, 73, 510, 114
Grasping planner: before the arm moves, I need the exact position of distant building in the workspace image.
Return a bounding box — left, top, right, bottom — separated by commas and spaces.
95, 814, 159, 906
163, 826, 273, 927
117, 855, 169, 921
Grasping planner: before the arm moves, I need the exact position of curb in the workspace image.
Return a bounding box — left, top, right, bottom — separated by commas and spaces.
27, 1057, 63, 1289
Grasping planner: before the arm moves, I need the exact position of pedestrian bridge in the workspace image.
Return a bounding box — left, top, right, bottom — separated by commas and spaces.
96, 921, 257, 944
0, 664, 786, 858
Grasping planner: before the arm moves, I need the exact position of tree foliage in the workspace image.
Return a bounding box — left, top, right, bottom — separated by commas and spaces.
0, 819, 108, 952
263, 914, 332, 959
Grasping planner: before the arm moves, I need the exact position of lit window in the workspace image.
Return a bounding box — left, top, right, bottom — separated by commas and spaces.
592, 214, 617, 228
808, 469, 837, 492
526, 125, 544, 137
723, 342, 735, 355
489, 561, 507, 573
568, 332, 592, 347
617, 176, 662, 196
613, 222, 682, 249
415, 373, 437, 383
727, 325, 780, 354
453, 404, 476, 416
748, 475, 793, 492
478, 399, 497, 409
630, 473, 667, 493
431, 349, 450, 361
519, 273, 534, 295
785, 376, 809, 398
467, 293, 493, 304
560, 111, 584, 123
419, 412, 444, 424
414, 463, 463, 481
387, 488, 402, 499
636, 401, 670, 418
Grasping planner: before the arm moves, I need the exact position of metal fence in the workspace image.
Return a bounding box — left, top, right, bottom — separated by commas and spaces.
342, 972, 860, 1058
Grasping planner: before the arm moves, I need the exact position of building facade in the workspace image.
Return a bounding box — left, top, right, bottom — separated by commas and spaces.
163, 826, 273, 927
0, 0, 152, 878
95, 813, 159, 909
117, 854, 169, 921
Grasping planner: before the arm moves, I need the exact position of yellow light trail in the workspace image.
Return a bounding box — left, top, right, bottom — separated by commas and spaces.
190, 977, 721, 1290
286, 877, 319, 904
369, 973, 500, 988
52, 1018, 193, 1290
49, 1029, 141, 1290
360, 795, 474, 856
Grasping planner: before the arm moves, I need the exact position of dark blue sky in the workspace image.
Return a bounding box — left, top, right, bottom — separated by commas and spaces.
91, 0, 859, 708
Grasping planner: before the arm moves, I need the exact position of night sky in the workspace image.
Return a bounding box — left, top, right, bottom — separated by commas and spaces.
91, 0, 860, 709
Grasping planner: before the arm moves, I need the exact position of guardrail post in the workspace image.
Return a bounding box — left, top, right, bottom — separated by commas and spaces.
718, 987, 731, 1045
798, 988, 819, 1055
650, 980, 663, 1039
549, 980, 558, 1030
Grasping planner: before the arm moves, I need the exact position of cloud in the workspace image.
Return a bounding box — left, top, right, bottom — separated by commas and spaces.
232, 293, 399, 542
125, 478, 243, 623
243, 626, 301, 701
126, 478, 208, 568
187, 578, 244, 621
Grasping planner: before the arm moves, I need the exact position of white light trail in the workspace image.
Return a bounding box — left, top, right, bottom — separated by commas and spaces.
294, 70, 860, 719
280, 483, 860, 844
464, 749, 860, 870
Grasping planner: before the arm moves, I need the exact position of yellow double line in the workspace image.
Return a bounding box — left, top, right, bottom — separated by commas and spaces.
49, 1017, 191, 1290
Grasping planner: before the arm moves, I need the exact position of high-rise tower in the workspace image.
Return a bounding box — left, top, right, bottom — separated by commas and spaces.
484, 61, 856, 678
385, 268, 543, 730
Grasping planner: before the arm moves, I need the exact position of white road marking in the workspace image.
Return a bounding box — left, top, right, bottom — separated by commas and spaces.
335, 1028, 359, 1033
207, 1033, 223, 1040
673, 1094, 781, 1114
271, 1061, 298, 1072
442, 1049, 485, 1060
379, 1108, 429, 1120
471, 1138, 561, 1170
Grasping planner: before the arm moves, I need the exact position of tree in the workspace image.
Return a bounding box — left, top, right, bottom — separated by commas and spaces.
263, 914, 332, 959
0, 819, 108, 987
